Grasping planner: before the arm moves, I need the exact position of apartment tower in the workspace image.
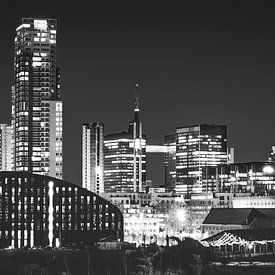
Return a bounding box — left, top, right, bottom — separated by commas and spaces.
12, 18, 62, 178
82, 122, 104, 193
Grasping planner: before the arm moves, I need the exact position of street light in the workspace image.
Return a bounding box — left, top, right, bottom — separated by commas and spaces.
263, 165, 274, 174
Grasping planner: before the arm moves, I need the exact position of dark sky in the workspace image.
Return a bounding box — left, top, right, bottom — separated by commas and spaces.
1, 0, 275, 186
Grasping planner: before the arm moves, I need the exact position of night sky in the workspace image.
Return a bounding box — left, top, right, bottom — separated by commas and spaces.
1, 0, 275, 186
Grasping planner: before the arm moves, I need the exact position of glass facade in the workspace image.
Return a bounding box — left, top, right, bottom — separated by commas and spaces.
104, 100, 146, 193
0, 172, 123, 249
165, 125, 227, 195
217, 162, 275, 196
104, 133, 146, 193
12, 18, 62, 178
164, 134, 176, 192
82, 122, 104, 193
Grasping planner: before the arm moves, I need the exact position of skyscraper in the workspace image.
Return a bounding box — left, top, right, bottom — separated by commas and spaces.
128, 97, 144, 192
164, 134, 176, 192
104, 99, 146, 193
82, 122, 104, 193
12, 18, 62, 178
0, 124, 12, 171
165, 124, 227, 195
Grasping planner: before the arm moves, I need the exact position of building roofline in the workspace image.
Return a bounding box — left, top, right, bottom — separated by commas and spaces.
0, 171, 121, 211
219, 161, 274, 166
175, 124, 226, 130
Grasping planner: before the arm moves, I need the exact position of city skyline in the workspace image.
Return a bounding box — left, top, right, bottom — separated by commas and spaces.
0, 1, 275, 185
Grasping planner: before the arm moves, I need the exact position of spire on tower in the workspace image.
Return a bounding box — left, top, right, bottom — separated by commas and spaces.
135, 83, 140, 111
128, 83, 142, 135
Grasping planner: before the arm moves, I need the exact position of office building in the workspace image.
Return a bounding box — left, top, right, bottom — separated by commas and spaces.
0, 172, 123, 249
227, 147, 235, 164
104, 99, 146, 193
164, 134, 176, 192
217, 162, 275, 195
128, 97, 145, 192
82, 122, 104, 193
104, 132, 146, 193
12, 18, 62, 178
0, 124, 12, 171
165, 124, 227, 195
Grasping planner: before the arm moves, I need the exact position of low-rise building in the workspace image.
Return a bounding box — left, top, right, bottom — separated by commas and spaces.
102, 192, 150, 208
213, 192, 234, 208
103, 191, 185, 245
103, 190, 184, 209
201, 208, 275, 238
123, 206, 161, 246
0, 172, 123, 249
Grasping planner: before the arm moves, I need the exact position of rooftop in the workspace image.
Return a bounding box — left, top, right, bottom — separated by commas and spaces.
203, 228, 275, 243
202, 208, 266, 225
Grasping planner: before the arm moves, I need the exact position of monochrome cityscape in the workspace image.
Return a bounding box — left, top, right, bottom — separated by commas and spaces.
1, 3, 275, 275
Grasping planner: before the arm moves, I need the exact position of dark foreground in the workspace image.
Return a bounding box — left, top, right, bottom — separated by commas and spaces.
1, 241, 275, 275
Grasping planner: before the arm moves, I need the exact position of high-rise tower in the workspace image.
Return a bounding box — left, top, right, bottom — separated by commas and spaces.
165, 124, 227, 194
164, 134, 176, 192
104, 97, 146, 193
12, 18, 62, 178
82, 122, 104, 193
128, 95, 144, 192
